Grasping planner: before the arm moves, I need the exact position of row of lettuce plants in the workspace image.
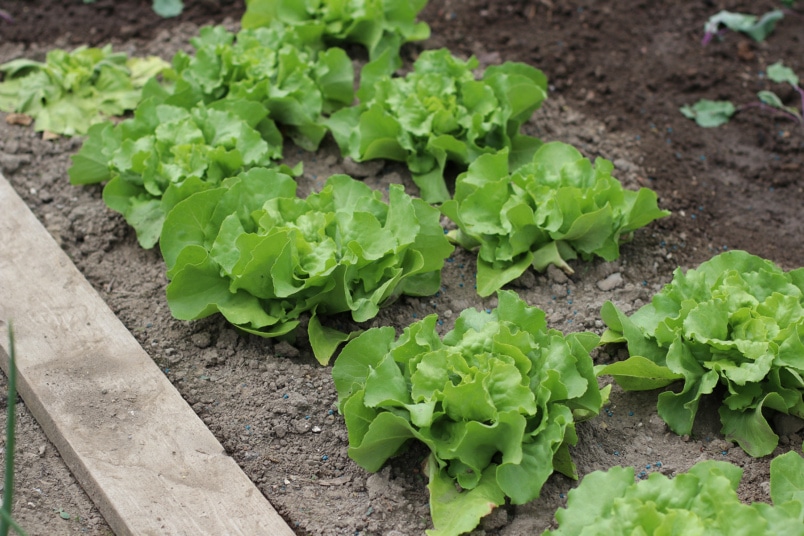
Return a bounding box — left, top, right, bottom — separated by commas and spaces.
546, 451, 804, 535
56, 2, 669, 373
5, 1, 803, 534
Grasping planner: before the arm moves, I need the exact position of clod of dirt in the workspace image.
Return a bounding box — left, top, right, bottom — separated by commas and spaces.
596, 272, 624, 291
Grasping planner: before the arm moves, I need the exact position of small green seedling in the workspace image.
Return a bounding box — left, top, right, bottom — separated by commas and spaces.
84, 0, 183, 18
54, 508, 70, 521
702, 9, 784, 45
681, 61, 803, 127
679, 99, 736, 127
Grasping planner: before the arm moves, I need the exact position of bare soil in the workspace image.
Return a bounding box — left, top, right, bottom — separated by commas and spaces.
0, 1, 802, 535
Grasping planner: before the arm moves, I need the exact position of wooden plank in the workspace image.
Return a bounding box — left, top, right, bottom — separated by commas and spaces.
0, 174, 295, 536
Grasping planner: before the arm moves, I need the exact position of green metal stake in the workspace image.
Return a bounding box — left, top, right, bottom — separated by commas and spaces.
1, 323, 28, 536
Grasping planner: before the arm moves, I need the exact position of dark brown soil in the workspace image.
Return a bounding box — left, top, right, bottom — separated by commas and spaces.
0, 1, 802, 535
0, 0, 246, 45
420, 0, 804, 270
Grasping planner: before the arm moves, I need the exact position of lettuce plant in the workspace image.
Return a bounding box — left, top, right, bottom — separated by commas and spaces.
545, 451, 804, 535
68, 24, 355, 248
332, 290, 605, 535
0, 45, 168, 136
599, 251, 804, 457
160, 169, 453, 365
241, 0, 430, 68
327, 48, 547, 203
163, 25, 354, 150
69, 90, 286, 249
441, 142, 669, 296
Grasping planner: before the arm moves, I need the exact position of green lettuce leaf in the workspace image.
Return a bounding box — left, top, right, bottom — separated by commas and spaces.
0, 45, 168, 136
163, 24, 354, 150
327, 48, 547, 203
161, 171, 453, 364
332, 290, 603, 534
546, 454, 804, 535
70, 95, 284, 248
771, 451, 804, 508
242, 0, 430, 71
599, 250, 804, 457
442, 142, 669, 295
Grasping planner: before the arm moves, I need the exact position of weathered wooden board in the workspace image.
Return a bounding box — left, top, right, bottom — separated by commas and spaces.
0, 174, 294, 536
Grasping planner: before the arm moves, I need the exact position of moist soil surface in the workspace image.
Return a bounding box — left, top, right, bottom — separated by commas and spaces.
0, 1, 802, 535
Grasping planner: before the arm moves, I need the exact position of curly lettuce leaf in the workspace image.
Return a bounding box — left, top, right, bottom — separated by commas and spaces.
242, 0, 430, 69
327, 48, 547, 203
163, 24, 354, 150
546, 454, 804, 535
69, 93, 284, 248
332, 290, 603, 534
0, 45, 168, 136
441, 142, 669, 296
599, 250, 804, 457
162, 171, 453, 364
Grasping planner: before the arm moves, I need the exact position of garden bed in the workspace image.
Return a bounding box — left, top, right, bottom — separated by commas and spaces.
0, 0, 802, 534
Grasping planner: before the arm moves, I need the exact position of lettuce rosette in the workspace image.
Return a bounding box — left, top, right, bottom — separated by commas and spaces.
332, 290, 605, 535
160, 169, 453, 364
0, 44, 168, 136
600, 250, 804, 457
69, 94, 285, 248
242, 0, 430, 69
441, 142, 669, 296
68, 24, 355, 249
163, 24, 354, 150
327, 48, 547, 203
545, 452, 804, 535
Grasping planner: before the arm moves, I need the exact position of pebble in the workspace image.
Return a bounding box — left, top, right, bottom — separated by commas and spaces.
596, 272, 624, 291
0, 152, 31, 173
190, 332, 212, 349
481, 506, 509, 530
547, 264, 569, 283
515, 269, 537, 289
274, 341, 300, 358
613, 158, 636, 172
341, 157, 384, 178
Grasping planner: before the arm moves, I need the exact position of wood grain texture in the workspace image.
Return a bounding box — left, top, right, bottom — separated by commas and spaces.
0, 174, 294, 536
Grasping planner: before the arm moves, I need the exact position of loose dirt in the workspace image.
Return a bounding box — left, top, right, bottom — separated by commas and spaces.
0, 1, 802, 535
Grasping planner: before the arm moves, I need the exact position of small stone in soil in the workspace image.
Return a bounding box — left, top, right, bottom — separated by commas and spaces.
190, 332, 212, 348
274, 341, 299, 358
596, 272, 624, 291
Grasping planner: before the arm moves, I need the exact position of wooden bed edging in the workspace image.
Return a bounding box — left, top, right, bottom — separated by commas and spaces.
0, 174, 295, 536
